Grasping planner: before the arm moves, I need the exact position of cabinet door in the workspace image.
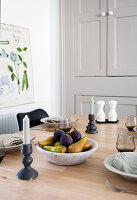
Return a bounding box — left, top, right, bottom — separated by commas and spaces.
108, 0, 137, 76
75, 96, 137, 118
74, 0, 107, 76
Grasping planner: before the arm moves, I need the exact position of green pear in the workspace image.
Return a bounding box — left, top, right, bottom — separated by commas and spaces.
43, 145, 67, 153
38, 136, 55, 147
54, 141, 61, 147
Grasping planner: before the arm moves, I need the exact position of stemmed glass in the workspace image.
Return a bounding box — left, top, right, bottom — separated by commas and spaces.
116, 132, 136, 152
0, 137, 6, 163
125, 116, 137, 131
58, 117, 72, 133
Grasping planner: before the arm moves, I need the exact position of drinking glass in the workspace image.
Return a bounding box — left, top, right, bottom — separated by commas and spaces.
0, 137, 6, 163
125, 115, 137, 131
58, 117, 72, 132
116, 132, 136, 152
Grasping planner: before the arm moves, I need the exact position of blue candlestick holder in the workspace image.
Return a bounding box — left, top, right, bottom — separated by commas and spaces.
85, 114, 98, 134
17, 143, 38, 180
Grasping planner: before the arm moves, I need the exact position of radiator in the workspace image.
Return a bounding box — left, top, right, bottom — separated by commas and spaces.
0, 113, 19, 134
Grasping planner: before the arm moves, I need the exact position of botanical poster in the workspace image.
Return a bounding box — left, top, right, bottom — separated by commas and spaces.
0, 23, 34, 108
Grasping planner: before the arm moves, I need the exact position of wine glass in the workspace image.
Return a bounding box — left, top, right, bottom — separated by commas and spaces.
116, 132, 136, 152
58, 117, 72, 133
0, 137, 6, 163
125, 115, 137, 131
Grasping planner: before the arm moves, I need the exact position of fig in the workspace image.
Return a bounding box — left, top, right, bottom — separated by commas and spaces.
70, 129, 81, 143
60, 134, 73, 147
54, 130, 65, 142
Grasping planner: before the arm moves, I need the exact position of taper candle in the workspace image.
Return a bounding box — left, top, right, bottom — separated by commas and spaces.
23, 115, 30, 145
90, 97, 94, 114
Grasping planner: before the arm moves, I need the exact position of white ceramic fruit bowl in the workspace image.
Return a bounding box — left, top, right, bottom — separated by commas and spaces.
36, 138, 98, 166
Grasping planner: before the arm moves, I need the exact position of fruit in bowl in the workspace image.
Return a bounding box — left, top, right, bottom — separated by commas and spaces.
38, 128, 91, 153
70, 128, 81, 142
54, 130, 65, 142
43, 145, 67, 153
38, 136, 55, 147
60, 134, 73, 147
37, 129, 98, 165
68, 136, 87, 153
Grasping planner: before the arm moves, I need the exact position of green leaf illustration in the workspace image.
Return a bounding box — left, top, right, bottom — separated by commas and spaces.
11, 73, 15, 81
23, 47, 27, 51
18, 55, 23, 61
25, 71, 29, 89
22, 70, 29, 91
8, 65, 13, 72
23, 62, 27, 68
22, 74, 25, 91
17, 48, 22, 52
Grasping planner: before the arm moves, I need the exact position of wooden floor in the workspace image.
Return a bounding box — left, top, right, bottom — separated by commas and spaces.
0, 115, 137, 200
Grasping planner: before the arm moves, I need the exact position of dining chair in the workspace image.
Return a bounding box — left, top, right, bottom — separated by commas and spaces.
17, 109, 49, 131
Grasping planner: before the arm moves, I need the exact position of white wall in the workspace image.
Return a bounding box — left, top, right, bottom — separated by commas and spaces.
49, 0, 61, 116
1, 0, 61, 116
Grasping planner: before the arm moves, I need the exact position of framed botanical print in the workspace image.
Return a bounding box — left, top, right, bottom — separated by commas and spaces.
0, 23, 34, 108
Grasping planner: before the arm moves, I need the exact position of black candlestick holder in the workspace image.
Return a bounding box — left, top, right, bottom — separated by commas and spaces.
17, 143, 38, 180
85, 114, 98, 134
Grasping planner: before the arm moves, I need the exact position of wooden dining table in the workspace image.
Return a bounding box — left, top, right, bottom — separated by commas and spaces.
0, 115, 137, 200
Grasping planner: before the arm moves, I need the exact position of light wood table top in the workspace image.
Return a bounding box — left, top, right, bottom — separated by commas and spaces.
0, 115, 137, 200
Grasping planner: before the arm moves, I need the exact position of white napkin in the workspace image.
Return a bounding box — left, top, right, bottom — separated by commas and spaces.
0, 134, 23, 147
112, 153, 137, 175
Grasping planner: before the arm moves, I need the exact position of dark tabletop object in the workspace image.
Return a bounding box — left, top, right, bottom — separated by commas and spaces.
0, 154, 6, 163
